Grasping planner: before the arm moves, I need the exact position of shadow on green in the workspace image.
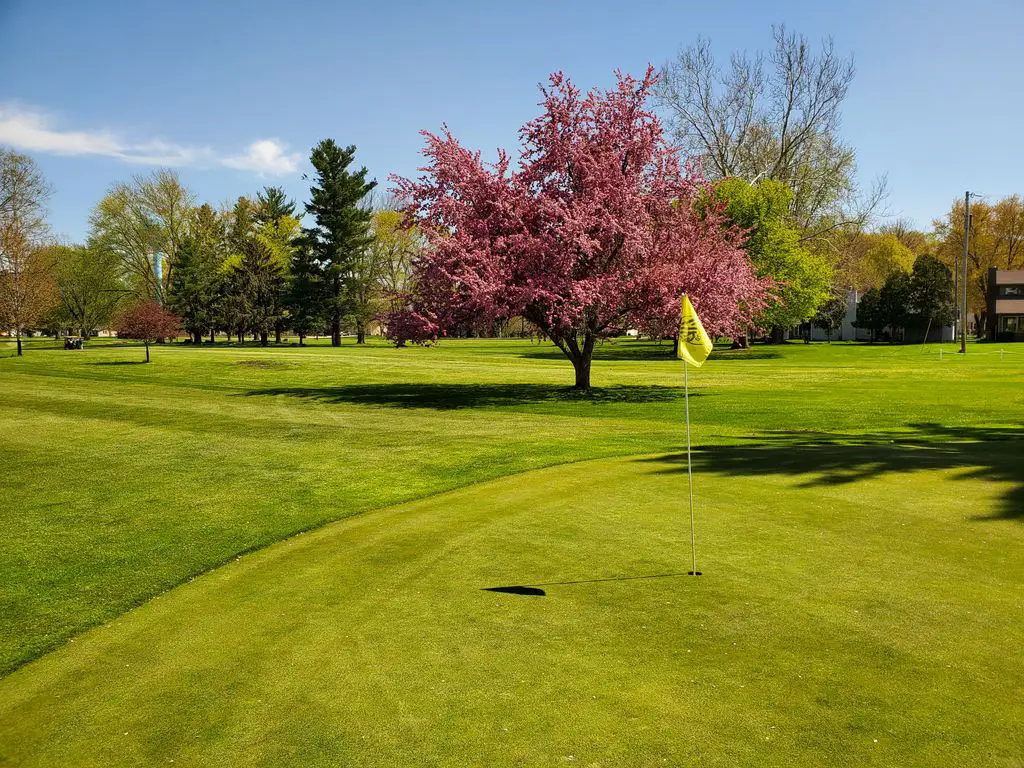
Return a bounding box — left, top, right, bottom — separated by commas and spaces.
243, 383, 701, 409
644, 423, 1024, 521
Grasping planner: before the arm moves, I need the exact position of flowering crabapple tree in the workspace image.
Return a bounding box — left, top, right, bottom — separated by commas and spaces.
390, 68, 769, 389
115, 300, 181, 363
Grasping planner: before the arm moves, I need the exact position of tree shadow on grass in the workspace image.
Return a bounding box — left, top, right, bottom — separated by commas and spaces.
89, 360, 147, 366
243, 383, 699, 410
643, 423, 1024, 522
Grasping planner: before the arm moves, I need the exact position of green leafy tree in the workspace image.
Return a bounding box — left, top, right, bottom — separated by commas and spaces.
48, 242, 126, 338
862, 234, 915, 290
715, 177, 832, 338
371, 208, 421, 314
908, 254, 954, 343
88, 170, 194, 304
304, 140, 376, 346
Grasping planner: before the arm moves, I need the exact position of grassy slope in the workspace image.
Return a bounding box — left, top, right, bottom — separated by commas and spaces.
0, 337, 1020, 675
0, 337, 1022, 764
0, 455, 1021, 766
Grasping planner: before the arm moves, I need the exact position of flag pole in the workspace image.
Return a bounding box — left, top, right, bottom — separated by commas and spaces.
684, 359, 700, 576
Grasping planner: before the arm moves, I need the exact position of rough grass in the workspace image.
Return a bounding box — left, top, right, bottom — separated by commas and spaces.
0, 336, 1021, 766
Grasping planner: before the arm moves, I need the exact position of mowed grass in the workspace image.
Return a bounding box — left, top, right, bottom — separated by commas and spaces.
0, 337, 1022, 765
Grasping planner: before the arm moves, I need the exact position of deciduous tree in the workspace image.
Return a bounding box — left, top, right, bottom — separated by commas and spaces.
715, 177, 831, 337
654, 26, 885, 242
115, 300, 180, 362
48, 242, 125, 338
0, 149, 54, 355
392, 69, 768, 389
89, 170, 194, 304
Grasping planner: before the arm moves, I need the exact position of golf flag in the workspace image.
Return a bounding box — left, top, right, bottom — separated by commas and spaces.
677, 295, 713, 367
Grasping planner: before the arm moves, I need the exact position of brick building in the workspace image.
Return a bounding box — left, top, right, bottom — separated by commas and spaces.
986, 268, 1024, 341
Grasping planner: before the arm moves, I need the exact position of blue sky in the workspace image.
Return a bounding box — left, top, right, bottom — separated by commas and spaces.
1, 0, 1021, 241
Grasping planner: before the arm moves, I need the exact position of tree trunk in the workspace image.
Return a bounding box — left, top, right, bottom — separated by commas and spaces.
731, 334, 749, 350
192, 331, 202, 345
209, 329, 215, 344
769, 326, 786, 344
331, 274, 342, 346
572, 355, 592, 389
564, 331, 596, 390
275, 326, 282, 344
144, 340, 150, 363
16, 328, 22, 356
299, 333, 305, 347
356, 326, 366, 344
260, 331, 269, 346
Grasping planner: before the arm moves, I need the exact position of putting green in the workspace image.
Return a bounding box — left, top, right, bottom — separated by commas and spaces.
1, 453, 1020, 766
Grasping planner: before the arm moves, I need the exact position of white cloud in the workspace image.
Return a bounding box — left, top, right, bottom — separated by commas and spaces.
0, 104, 300, 175
222, 139, 301, 175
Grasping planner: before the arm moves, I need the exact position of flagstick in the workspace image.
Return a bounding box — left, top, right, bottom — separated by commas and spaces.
684, 360, 701, 576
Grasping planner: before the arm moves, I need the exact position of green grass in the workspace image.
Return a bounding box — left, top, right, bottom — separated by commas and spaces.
0, 337, 1022, 765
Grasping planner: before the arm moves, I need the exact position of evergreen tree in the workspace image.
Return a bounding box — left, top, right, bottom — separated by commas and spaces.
908, 255, 955, 343
167, 204, 225, 343
854, 288, 885, 343
286, 236, 327, 345
878, 271, 912, 342
304, 139, 376, 346
811, 290, 848, 342
230, 233, 287, 346
255, 186, 297, 226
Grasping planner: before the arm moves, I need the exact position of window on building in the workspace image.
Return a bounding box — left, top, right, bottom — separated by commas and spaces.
1000, 315, 1023, 332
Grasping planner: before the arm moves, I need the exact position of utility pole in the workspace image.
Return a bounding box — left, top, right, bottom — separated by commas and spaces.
959, 191, 971, 354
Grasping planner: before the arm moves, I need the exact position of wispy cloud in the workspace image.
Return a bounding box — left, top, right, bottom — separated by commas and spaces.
0, 104, 301, 175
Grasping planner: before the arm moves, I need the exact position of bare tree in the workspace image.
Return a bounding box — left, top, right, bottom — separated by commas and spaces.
0, 149, 54, 355
655, 25, 885, 242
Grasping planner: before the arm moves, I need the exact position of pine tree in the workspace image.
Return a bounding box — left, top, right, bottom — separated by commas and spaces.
167, 204, 225, 344
255, 186, 297, 227
286, 236, 327, 345
304, 140, 376, 346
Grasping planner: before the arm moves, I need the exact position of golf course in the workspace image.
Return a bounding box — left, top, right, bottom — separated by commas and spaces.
0, 338, 1021, 766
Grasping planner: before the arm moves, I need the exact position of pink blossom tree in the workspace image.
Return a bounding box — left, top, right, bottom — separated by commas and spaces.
391, 68, 769, 389
115, 300, 181, 363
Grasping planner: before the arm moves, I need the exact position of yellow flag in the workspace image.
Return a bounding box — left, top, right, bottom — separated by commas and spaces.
677, 294, 713, 367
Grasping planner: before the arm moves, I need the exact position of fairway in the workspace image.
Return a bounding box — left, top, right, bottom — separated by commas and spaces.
1, 339, 1022, 766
